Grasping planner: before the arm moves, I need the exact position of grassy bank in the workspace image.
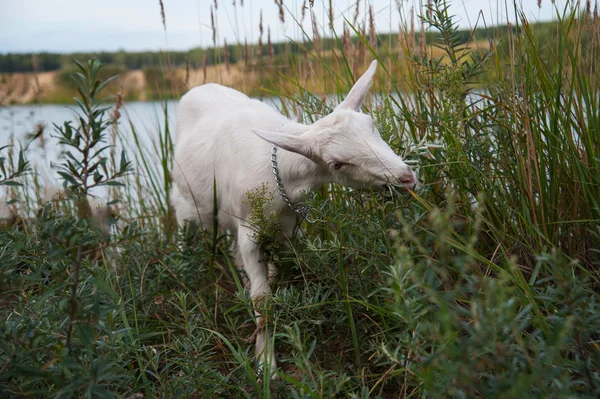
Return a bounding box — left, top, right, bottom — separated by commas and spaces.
1, 0, 600, 397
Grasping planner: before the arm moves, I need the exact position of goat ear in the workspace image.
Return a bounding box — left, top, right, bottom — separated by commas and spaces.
253, 130, 314, 159
335, 60, 377, 111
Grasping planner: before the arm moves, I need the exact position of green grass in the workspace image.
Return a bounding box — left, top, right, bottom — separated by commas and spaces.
1, 0, 600, 397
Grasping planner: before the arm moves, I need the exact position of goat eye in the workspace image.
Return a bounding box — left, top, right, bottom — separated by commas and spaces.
333, 161, 342, 170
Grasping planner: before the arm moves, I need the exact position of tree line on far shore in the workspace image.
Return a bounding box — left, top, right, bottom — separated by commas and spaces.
0, 24, 522, 73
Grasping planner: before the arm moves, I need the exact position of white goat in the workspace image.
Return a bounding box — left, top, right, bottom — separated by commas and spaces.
170, 60, 416, 375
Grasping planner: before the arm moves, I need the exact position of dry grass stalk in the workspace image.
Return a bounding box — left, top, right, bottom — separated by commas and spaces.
311, 11, 322, 51
586, 0, 592, 17
159, 0, 166, 30
594, 0, 599, 43
258, 10, 264, 57
268, 27, 274, 65
397, 23, 405, 55
184, 56, 190, 90
342, 23, 353, 57
31, 54, 41, 100
369, 4, 377, 50
224, 39, 230, 73
353, 0, 360, 25
244, 38, 249, 68
31, 54, 39, 73
8, 135, 13, 159
275, 0, 285, 23
419, 12, 426, 57
213, 0, 218, 10
594, 2, 599, 53
210, 6, 216, 46
358, 22, 366, 64
301, 0, 307, 22
410, 6, 415, 51
202, 53, 207, 84
302, 37, 308, 77
36, 123, 46, 151
112, 84, 123, 122
328, 0, 334, 30
110, 84, 123, 205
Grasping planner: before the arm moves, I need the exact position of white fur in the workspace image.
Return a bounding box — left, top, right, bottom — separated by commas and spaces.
170, 61, 416, 375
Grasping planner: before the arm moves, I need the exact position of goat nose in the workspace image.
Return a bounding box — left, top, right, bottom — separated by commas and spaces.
399, 169, 417, 188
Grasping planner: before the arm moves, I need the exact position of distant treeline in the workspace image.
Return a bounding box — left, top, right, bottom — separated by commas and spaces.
0, 24, 529, 73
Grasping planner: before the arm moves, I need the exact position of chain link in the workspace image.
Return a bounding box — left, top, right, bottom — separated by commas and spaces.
271, 146, 315, 223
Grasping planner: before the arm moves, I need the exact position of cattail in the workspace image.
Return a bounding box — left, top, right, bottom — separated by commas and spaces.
302, 37, 308, 70
202, 53, 207, 83
268, 27, 274, 64
409, 6, 415, 51
224, 39, 230, 73
110, 84, 123, 181
311, 11, 322, 51
342, 23, 351, 56
369, 4, 376, 49
397, 23, 404, 52
358, 22, 366, 64
6, 135, 13, 187
586, 0, 592, 18
275, 0, 285, 23
159, 0, 166, 30
258, 10, 264, 57
353, 0, 360, 25
301, 0, 307, 22
244, 38, 249, 67
36, 123, 46, 151
210, 6, 216, 46
112, 84, 123, 121
185, 56, 190, 89
328, 0, 334, 30
419, 12, 426, 56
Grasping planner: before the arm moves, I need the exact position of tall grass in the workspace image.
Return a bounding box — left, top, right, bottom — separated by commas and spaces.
1, 0, 599, 397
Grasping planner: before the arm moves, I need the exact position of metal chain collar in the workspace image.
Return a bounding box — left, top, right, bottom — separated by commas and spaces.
270, 146, 315, 223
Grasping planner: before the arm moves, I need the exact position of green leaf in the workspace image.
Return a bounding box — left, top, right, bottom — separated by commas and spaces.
57, 171, 79, 187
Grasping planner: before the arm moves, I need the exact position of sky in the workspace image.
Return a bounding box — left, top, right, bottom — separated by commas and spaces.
0, 0, 572, 54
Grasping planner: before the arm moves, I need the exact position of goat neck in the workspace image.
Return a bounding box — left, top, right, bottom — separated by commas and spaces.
270, 121, 330, 206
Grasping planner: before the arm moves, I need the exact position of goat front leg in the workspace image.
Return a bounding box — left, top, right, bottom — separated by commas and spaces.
237, 226, 278, 378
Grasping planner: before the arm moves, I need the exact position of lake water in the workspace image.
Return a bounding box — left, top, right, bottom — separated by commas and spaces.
1, 97, 286, 169
0, 96, 286, 148
0, 101, 181, 192
0, 98, 287, 206
1, 100, 178, 148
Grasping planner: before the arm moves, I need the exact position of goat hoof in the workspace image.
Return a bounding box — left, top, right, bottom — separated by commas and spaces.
256, 361, 280, 381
